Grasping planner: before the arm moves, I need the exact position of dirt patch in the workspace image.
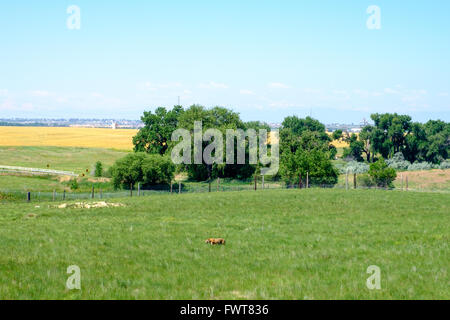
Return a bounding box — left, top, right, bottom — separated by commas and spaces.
58, 176, 73, 183
56, 201, 125, 209
395, 169, 450, 189
87, 177, 111, 183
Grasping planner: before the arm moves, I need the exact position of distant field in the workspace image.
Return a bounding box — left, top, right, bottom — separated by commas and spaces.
393, 169, 450, 191
335, 169, 450, 192
0, 147, 129, 193
0, 146, 128, 173
0, 189, 448, 299
0, 126, 137, 150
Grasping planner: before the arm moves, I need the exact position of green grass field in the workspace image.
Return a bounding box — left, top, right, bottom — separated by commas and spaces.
0, 146, 129, 173
0, 189, 448, 300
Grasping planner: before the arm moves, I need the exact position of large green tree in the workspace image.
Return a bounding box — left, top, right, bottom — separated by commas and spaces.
133, 105, 184, 155
176, 105, 256, 181
280, 116, 338, 186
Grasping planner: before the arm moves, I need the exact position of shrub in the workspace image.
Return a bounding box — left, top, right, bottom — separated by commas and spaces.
94, 161, 103, 177
357, 174, 376, 188
111, 153, 175, 189
386, 152, 411, 170
369, 158, 397, 188
340, 161, 369, 174
439, 160, 450, 169
407, 162, 437, 171
70, 179, 79, 190
141, 155, 176, 185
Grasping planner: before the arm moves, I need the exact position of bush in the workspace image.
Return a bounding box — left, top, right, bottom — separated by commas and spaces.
386, 152, 411, 170
407, 162, 437, 171
141, 155, 176, 185
70, 179, 79, 190
369, 158, 397, 188
340, 161, 369, 174
357, 174, 376, 188
94, 161, 103, 177
111, 153, 175, 189
439, 160, 450, 169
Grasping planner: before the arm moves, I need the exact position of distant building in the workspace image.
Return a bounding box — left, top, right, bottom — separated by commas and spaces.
111, 121, 118, 130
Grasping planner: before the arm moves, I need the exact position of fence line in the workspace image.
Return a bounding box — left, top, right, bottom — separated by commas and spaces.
0, 165, 77, 177
1, 175, 448, 203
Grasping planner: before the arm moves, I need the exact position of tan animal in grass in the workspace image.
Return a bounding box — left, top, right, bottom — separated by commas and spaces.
205, 238, 226, 245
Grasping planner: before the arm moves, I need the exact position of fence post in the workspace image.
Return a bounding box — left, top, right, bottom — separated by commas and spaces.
91, 186, 95, 199
170, 182, 173, 194
218, 177, 220, 192
138, 183, 141, 197
209, 180, 211, 193
63, 190, 66, 200
345, 170, 349, 190
179, 182, 181, 194
27, 192, 31, 202
306, 172, 309, 189
354, 173, 357, 189
299, 172, 302, 189
130, 183, 133, 197
262, 175, 265, 190
254, 175, 257, 191
406, 176, 409, 191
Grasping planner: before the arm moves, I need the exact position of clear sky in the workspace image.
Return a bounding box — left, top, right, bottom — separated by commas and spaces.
0, 0, 449, 124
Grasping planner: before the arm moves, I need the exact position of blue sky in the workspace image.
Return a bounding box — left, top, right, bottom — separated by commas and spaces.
0, 0, 449, 123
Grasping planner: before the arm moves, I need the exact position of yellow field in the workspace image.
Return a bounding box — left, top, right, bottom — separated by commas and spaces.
326, 132, 350, 148
0, 126, 349, 150
0, 126, 137, 150
330, 140, 349, 148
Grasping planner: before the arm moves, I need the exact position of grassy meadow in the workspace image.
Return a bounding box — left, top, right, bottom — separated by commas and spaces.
0, 146, 129, 173
0, 126, 448, 300
0, 189, 448, 299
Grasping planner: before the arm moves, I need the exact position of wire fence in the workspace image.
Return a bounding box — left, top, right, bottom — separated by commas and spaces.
1, 174, 448, 204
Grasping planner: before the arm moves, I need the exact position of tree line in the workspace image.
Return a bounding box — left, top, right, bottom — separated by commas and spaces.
109, 106, 449, 190
337, 113, 449, 164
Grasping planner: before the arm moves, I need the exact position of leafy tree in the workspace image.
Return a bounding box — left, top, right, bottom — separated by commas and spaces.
282, 116, 327, 136
332, 130, 343, 141
343, 134, 364, 162
371, 113, 412, 156
359, 125, 375, 162
133, 105, 184, 155
368, 158, 397, 188
279, 116, 338, 184
280, 116, 332, 156
244, 121, 271, 131
404, 120, 449, 164
280, 148, 339, 186
176, 105, 254, 181
423, 120, 450, 163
